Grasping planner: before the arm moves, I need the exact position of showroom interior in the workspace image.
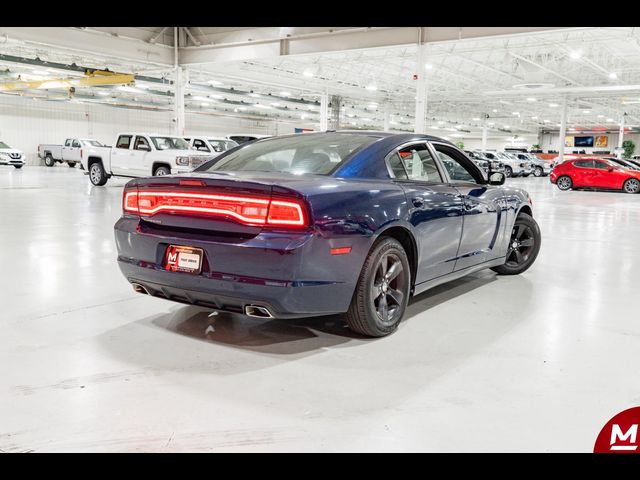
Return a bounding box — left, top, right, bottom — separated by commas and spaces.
1, 26, 639, 452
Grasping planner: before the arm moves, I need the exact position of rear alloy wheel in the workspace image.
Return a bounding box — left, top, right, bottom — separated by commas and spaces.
154, 166, 170, 176
44, 154, 55, 167
492, 213, 541, 275
556, 175, 572, 191
89, 162, 108, 186
504, 166, 513, 178
346, 237, 410, 337
623, 178, 640, 194
533, 166, 543, 177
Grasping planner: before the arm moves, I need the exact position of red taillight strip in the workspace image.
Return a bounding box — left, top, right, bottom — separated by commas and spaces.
123, 190, 307, 227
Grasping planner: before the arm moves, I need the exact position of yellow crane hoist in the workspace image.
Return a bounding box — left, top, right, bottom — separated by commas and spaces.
0, 69, 135, 92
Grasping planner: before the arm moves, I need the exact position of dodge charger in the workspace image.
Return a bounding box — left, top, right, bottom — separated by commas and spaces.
115, 132, 541, 337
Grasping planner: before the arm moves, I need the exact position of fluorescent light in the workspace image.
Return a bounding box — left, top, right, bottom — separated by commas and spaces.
526, 97, 537, 102
544, 119, 550, 123
492, 109, 498, 113
97, 90, 110, 96
270, 102, 281, 107
249, 92, 260, 97
512, 112, 520, 116
137, 84, 149, 90
472, 117, 481, 121
368, 103, 378, 109
201, 102, 209, 107
303, 69, 315, 78
300, 113, 307, 119
549, 103, 559, 107
424, 63, 433, 70
487, 122, 495, 126
208, 80, 223, 85
606, 118, 614, 122
280, 91, 291, 96
531, 116, 538, 120
254, 103, 271, 109
556, 123, 562, 127
570, 50, 582, 60
308, 105, 315, 111
209, 94, 223, 99
597, 114, 605, 118
609, 72, 618, 80
365, 84, 377, 91
438, 120, 445, 124
583, 110, 590, 114
431, 126, 439, 130
503, 125, 510, 129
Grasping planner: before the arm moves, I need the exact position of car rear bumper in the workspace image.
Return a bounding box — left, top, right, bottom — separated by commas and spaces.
115, 217, 367, 318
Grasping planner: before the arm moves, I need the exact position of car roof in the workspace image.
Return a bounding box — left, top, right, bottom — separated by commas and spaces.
252, 130, 456, 147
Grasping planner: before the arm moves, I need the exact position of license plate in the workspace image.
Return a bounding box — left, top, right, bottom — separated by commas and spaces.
164, 245, 203, 274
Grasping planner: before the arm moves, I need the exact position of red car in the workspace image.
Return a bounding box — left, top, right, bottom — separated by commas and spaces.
550, 157, 640, 194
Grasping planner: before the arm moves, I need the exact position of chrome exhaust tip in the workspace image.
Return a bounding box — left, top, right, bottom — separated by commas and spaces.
132, 283, 149, 295
244, 305, 274, 319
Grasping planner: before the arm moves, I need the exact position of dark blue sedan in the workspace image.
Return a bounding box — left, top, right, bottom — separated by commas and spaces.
115, 132, 541, 337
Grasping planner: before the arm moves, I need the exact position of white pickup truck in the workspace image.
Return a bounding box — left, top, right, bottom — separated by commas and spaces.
38, 138, 106, 168
80, 133, 214, 186
185, 136, 239, 155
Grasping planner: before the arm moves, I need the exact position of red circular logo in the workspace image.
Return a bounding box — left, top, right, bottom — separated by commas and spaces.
594, 407, 640, 453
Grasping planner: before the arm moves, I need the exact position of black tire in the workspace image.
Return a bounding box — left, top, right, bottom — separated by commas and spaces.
345, 237, 411, 337
522, 172, 530, 177
504, 166, 513, 178
13, 165, 23, 169
533, 166, 543, 177
556, 175, 572, 191
153, 165, 170, 176
88, 161, 108, 186
623, 178, 640, 194
44, 154, 55, 167
67, 162, 76, 168
491, 213, 541, 276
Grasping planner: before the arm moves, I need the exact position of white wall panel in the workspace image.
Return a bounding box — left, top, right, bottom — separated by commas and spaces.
0, 96, 301, 165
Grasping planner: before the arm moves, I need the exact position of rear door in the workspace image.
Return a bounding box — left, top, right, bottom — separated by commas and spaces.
386, 142, 464, 284
572, 160, 595, 187
110, 135, 134, 175
61, 139, 73, 161
431, 142, 504, 270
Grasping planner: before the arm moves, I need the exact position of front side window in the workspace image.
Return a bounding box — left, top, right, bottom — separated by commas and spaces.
151, 136, 189, 150
593, 160, 613, 170
72, 140, 81, 148
116, 135, 132, 149
134, 136, 151, 151
434, 145, 483, 184
193, 139, 210, 152
205, 133, 377, 175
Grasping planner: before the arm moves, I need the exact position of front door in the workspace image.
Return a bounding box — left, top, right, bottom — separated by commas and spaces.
387, 142, 464, 284
431, 143, 504, 270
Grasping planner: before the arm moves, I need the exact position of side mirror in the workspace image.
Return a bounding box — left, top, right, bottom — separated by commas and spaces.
489, 172, 506, 186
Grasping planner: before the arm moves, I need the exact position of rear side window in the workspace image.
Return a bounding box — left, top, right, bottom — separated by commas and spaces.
574, 160, 594, 168
392, 144, 443, 183
65, 139, 72, 146
116, 135, 132, 149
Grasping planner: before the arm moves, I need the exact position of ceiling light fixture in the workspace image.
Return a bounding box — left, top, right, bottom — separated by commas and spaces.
424, 63, 433, 70
526, 97, 537, 102
280, 91, 291, 97
365, 84, 377, 91
569, 50, 582, 60
609, 72, 618, 80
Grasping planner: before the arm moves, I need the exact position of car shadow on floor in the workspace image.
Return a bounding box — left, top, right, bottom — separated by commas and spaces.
149, 270, 500, 355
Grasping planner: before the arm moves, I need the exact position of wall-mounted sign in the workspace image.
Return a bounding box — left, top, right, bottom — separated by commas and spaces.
595, 135, 609, 148
565, 136, 574, 147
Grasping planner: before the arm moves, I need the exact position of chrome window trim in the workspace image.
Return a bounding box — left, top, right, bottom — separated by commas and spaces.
383, 141, 447, 185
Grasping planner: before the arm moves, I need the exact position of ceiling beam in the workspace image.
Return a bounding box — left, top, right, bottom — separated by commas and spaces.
179, 27, 573, 65
0, 27, 173, 67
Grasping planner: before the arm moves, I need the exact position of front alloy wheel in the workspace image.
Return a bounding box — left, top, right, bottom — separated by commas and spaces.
504, 166, 513, 178
346, 237, 410, 337
492, 213, 541, 275
623, 178, 640, 194
533, 166, 543, 177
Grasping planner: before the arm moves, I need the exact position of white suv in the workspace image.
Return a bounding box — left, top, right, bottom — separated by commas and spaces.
0, 141, 25, 169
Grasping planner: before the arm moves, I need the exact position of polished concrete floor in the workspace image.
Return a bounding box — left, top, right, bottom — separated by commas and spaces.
1, 166, 639, 452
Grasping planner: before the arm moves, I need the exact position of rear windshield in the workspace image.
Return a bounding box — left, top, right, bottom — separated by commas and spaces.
205, 133, 378, 175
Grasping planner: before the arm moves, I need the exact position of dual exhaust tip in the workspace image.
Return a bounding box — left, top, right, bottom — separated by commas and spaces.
132, 283, 273, 319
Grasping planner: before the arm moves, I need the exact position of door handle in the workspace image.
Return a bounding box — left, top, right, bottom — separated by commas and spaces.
411, 197, 424, 207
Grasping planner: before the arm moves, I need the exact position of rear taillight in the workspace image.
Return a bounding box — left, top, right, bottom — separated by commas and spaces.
80, 148, 83, 160
122, 189, 308, 228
